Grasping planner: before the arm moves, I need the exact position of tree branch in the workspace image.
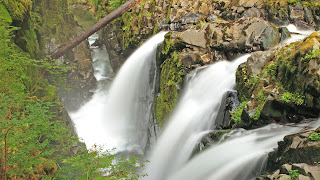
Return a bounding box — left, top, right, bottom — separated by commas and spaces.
50, 0, 140, 60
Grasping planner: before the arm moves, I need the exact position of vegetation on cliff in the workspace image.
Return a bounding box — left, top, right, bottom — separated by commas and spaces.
235, 32, 320, 127
155, 33, 183, 126
0, 1, 140, 179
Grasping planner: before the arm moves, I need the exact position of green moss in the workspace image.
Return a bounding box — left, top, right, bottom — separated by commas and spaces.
231, 101, 248, 123
0, 3, 12, 25
281, 92, 304, 105
155, 51, 183, 127
236, 63, 258, 102
2, 0, 32, 21
252, 105, 262, 121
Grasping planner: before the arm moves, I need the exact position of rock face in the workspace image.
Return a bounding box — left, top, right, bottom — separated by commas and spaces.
32, 0, 97, 112
235, 32, 320, 127
266, 127, 320, 172
256, 125, 320, 180
258, 163, 320, 180
96, 0, 320, 72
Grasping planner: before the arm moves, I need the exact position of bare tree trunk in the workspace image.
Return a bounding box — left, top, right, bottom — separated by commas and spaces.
50, 0, 141, 60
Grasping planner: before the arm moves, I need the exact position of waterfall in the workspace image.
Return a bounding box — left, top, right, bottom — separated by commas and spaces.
70, 33, 114, 150
166, 121, 320, 180
70, 32, 167, 153
143, 55, 251, 180
143, 25, 316, 179
101, 31, 166, 153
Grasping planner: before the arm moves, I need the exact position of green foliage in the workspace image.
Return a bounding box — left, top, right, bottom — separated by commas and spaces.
0, 3, 12, 25
0, 10, 143, 179
109, 0, 126, 11
1, 0, 32, 21
57, 146, 146, 179
252, 105, 262, 121
289, 169, 299, 179
231, 101, 248, 123
0, 1, 146, 179
309, 132, 320, 141
281, 92, 304, 105
0, 23, 72, 179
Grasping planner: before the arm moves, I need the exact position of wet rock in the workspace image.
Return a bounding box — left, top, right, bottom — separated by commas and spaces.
215, 91, 240, 129
261, 163, 320, 180
267, 129, 320, 172
280, 164, 292, 174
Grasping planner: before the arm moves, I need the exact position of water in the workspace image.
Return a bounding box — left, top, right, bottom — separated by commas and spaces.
100, 31, 166, 153
142, 24, 316, 179
282, 24, 314, 44
166, 121, 320, 180
70, 33, 114, 149
143, 55, 251, 180
70, 32, 167, 153
70, 24, 316, 179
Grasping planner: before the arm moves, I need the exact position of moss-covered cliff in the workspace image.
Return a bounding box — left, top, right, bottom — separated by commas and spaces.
234, 32, 320, 128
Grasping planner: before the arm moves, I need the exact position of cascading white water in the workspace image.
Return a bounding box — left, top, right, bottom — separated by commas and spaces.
101, 31, 166, 153
70, 32, 167, 153
282, 24, 314, 44
143, 25, 316, 180
143, 54, 251, 180
166, 121, 320, 180
70, 33, 114, 149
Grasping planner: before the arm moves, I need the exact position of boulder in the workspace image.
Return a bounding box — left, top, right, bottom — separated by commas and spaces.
179, 29, 207, 48
235, 32, 320, 125
261, 162, 320, 180
215, 91, 240, 129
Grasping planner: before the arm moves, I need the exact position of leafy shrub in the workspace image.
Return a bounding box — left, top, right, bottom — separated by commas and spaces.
289, 169, 299, 179
309, 132, 320, 141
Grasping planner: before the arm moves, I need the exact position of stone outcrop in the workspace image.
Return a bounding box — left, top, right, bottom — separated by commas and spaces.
235, 32, 320, 127
95, 0, 320, 72
258, 163, 320, 180
266, 127, 320, 172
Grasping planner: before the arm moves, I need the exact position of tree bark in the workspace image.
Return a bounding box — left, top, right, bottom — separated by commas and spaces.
50, 0, 140, 60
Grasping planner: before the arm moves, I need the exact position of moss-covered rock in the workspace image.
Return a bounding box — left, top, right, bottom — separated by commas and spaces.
0, 3, 12, 25
154, 32, 184, 126
235, 32, 320, 127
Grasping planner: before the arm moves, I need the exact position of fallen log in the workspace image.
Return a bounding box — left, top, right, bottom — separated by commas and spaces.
50, 0, 141, 60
